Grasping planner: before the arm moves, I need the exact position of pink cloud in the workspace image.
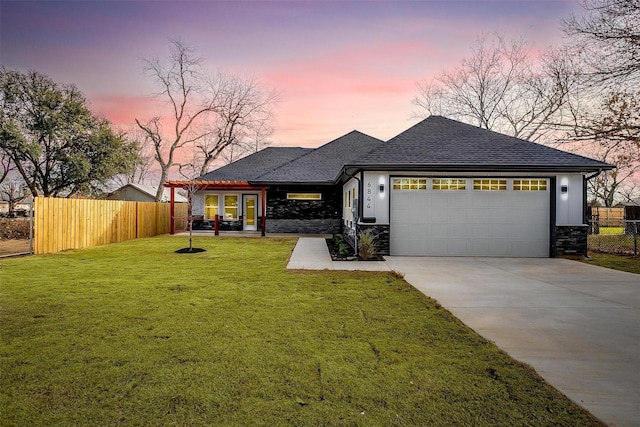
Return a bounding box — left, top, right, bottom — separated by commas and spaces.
90, 95, 162, 127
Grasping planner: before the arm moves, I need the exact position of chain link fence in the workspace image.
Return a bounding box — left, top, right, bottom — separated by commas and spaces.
0, 216, 33, 257
588, 217, 639, 256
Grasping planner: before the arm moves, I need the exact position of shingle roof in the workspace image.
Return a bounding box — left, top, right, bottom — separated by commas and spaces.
119, 183, 189, 202
253, 131, 384, 183
198, 147, 311, 181
351, 116, 613, 172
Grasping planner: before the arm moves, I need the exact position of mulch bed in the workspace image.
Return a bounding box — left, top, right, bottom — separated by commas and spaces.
325, 238, 385, 261
175, 247, 206, 254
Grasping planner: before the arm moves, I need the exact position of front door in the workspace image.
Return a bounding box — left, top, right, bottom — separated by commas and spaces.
243, 195, 257, 231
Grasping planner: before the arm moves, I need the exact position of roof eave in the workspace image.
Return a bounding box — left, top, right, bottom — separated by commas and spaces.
248, 180, 335, 186
342, 163, 615, 175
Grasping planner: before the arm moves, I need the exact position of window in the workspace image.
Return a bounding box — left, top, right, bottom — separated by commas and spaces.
205, 195, 219, 219
287, 193, 322, 200
224, 195, 238, 220
432, 179, 466, 190
473, 179, 507, 191
392, 178, 427, 190
513, 179, 547, 191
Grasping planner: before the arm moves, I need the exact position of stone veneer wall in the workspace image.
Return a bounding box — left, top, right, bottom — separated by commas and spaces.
554, 225, 588, 256
267, 219, 341, 234
265, 186, 341, 234
343, 223, 390, 255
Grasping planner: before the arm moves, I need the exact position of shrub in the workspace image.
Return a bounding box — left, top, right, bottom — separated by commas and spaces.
332, 234, 352, 258
358, 229, 378, 260
0, 219, 30, 240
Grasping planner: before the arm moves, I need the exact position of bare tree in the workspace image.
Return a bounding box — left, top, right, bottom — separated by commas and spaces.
179, 73, 276, 178
0, 179, 26, 216
413, 34, 579, 141
564, 0, 640, 87
557, 2, 640, 205
136, 40, 223, 201
586, 143, 640, 206
136, 40, 277, 198
219, 120, 273, 165
568, 91, 640, 150
564, 91, 640, 205
616, 180, 640, 205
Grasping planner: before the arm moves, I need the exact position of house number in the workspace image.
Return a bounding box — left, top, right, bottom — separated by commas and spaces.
366, 182, 372, 209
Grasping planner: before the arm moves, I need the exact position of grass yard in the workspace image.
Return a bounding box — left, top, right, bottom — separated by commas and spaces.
0, 236, 602, 426
596, 227, 624, 235
583, 252, 640, 275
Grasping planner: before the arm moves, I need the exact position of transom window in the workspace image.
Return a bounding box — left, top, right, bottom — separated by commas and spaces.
287, 193, 322, 200
473, 179, 507, 191
224, 195, 238, 220
392, 178, 427, 190
205, 195, 219, 219
432, 179, 466, 190
513, 179, 547, 191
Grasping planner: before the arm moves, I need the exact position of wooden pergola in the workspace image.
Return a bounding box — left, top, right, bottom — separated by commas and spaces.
164, 180, 269, 236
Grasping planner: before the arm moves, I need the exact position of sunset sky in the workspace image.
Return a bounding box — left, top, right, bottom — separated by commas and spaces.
1, 0, 580, 173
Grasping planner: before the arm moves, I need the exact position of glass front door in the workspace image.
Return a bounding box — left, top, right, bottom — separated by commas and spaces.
243, 195, 257, 231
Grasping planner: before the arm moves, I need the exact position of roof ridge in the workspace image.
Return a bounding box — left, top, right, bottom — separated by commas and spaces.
253, 147, 316, 180
253, 130, 383, 181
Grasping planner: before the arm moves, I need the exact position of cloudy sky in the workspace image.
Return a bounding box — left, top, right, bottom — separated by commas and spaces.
1, 0, 578, 153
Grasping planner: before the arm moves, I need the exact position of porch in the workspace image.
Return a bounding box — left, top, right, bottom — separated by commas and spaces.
164, 180, 269, 236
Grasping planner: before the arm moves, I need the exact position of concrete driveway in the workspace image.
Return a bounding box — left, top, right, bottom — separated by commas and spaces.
383, 256, 640, 427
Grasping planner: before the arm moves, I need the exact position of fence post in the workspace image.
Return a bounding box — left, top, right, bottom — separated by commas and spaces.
634, 221, 638, 257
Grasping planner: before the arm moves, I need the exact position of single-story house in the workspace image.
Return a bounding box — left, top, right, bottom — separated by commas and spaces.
165, 116, 614, 257
105, 183, 188, 203
0, 200, 32, 216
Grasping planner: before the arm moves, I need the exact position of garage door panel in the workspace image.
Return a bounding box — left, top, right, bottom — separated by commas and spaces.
390, 177, 550, 257
448, 223, 469, 239
471, 223, 490, 238
449, 239, 470, 256
448, 208, 468, 223
427, 239, 450, 256
409, 239, 428, 254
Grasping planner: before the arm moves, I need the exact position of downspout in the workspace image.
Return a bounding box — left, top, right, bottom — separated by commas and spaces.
584, 170, 602, 224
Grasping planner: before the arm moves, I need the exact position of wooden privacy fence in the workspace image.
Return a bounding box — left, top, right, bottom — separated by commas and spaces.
34, 197, 188, 254
590, 207, 625, 227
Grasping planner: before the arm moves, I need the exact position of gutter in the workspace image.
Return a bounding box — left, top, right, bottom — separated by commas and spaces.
343, 163, 615, 175
585, 170, 603, 181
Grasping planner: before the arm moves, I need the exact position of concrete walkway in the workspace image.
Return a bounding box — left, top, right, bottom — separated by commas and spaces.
287, 237, 391, 271
287, 238, 640, 426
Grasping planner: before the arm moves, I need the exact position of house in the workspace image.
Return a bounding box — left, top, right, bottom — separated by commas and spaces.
0, 200, 32, 217
105, 183, 188, 203
166, 116, 613, 257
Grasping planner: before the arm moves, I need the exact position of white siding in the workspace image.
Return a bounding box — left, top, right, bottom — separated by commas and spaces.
362, 172, 389, 224
556, 174, 585, 225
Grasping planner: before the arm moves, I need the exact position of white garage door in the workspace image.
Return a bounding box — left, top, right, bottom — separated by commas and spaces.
390, 178, 550, 257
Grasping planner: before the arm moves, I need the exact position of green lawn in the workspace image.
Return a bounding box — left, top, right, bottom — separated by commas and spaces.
597, 227, 624, 235
583, 252, 640, 275
1, 236, 602, 426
